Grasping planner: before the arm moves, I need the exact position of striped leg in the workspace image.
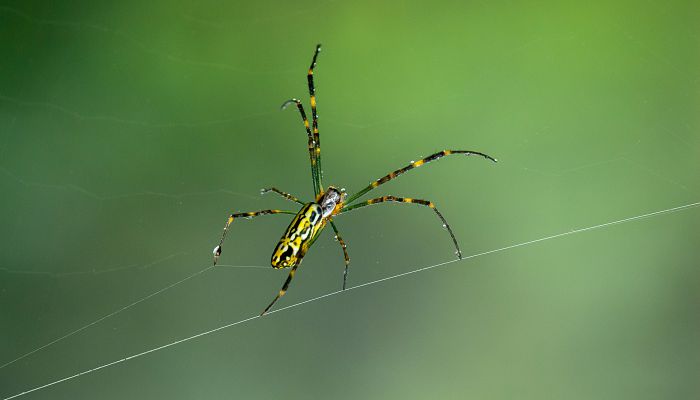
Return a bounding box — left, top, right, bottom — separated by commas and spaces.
261, 264, 299, 315
307, 44, 323, 187
281, 98, 320, 196
261, 187, 305, 205
213, 209, 297, 266
344, 150, 497, 204
340, 196, 463, 259
329, 220, 351, 289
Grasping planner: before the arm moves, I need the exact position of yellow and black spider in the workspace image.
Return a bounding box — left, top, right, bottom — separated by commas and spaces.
213, 44, 497, 315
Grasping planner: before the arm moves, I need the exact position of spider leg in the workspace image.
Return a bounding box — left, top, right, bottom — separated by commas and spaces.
213, 209, 297, 266
344, 150, 497, 205
340, 195, 463, 259
261, 187, 305, 205
307, 44, 323, 189
329, 220, 350, 290
261, 264, 299, 315
281, 99, 320, 196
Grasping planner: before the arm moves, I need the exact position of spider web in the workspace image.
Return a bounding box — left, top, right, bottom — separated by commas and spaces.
1, 2, 699, 399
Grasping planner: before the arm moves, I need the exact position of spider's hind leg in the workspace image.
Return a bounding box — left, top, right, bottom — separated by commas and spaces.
261, 264, 299, 315
281, 99, 321, 196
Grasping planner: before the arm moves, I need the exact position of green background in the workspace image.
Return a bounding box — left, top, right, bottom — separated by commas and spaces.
1, 1, 699, 399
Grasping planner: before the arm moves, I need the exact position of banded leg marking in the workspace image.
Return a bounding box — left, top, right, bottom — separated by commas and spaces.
307, 44, 323, 186
345, 150, 497, 204
329, 220, 351, 290
213, 209, 296, 266
261, 264, 299, 315
281, 98, 320, 196
341, 196, 463, 259
261, 187, 305, 205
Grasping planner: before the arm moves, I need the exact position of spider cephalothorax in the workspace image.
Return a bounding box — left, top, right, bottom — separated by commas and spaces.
318, 186, 345, 218
213, 44, 497, 315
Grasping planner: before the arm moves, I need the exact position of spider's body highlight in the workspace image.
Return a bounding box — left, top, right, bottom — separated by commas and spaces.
271, 203, 324, 269
212, 44, 497, 315
271, 186, 345, 269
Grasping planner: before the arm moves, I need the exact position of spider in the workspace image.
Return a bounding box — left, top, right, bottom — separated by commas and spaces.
213, 44, 497, 315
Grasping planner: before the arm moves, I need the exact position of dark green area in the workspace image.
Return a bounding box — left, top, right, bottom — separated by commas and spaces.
1, 1, 699, 399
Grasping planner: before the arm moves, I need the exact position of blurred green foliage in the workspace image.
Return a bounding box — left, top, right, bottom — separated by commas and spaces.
1, 1, 698, 399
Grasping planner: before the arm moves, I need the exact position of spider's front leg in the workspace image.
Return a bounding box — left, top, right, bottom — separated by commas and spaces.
340, 195, 463, 259
344, 150, 497, 204
329, 220, 351, 290
213, 209, 296, 266
260, 187, 305, 205
281, 99, 320, 196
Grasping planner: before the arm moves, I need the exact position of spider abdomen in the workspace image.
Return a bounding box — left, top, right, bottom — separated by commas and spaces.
271, 203, 325, 269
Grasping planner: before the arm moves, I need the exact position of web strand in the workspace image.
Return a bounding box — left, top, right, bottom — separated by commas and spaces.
0, 264, 270, 370
2, 200, 698, 400
0, 266, 214, 370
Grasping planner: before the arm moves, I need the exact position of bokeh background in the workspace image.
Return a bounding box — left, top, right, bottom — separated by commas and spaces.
1, 1, 699, 399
